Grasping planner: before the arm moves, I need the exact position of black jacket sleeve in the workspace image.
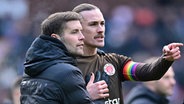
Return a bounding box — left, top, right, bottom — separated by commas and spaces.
20, 78, 64, 104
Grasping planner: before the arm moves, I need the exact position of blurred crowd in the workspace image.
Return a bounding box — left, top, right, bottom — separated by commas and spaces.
0, 0, 183, 104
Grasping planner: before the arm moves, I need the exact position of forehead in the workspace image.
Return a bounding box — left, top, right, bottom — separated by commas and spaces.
65, 20, 82, 29
80, 9, 105, 22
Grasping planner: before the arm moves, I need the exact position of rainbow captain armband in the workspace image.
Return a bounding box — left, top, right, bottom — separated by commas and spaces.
122, 61, 139, 81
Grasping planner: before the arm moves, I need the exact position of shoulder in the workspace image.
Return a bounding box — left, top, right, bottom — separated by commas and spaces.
130, 98, 156, 104
36, 63, 82, 84
125, 85, 155, 104
97, 49, 130, 64
48, 63, 81, 74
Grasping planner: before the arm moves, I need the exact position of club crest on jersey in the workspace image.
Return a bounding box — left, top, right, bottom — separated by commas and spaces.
104, 63, 115, 76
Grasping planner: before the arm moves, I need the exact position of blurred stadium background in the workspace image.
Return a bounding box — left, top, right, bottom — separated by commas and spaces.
0, 0, 183, 104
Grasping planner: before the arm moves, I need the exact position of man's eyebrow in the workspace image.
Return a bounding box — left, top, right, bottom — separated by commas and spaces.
88, 21, 100, 24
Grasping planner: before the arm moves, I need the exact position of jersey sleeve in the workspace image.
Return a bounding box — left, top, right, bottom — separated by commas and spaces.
122, 56, 173, 81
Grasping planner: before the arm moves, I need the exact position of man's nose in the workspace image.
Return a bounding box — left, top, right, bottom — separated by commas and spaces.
170, 78, 176, 85
97, 25, 104, 33
79, 32, 85, 40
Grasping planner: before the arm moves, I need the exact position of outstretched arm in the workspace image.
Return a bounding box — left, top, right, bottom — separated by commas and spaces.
123, 42, 183, 81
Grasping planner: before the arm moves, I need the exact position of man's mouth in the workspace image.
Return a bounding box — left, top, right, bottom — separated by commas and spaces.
94, 35, 105, 41
77, 43, 84, 48
94, 35, 104, 39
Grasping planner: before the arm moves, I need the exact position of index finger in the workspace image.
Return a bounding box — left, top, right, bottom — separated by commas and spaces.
168, 43, 183, 49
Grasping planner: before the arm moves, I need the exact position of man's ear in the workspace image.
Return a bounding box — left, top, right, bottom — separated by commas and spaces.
51, 33, 60, 39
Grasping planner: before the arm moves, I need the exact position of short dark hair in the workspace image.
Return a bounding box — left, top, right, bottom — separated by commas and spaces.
72, 3, 99, 13
41, 11, 82, 36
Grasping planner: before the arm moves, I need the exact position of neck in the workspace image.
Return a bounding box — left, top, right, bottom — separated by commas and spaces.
83, 45, 97, 56
145, 84, 156, 92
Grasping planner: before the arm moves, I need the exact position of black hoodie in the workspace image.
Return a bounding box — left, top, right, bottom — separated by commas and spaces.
20, 35, 94, 104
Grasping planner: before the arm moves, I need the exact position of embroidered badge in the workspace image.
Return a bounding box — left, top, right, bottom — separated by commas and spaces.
104, 63, 115, 76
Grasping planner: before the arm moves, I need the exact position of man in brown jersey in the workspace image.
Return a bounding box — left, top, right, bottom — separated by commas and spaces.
72, 3, 183, 104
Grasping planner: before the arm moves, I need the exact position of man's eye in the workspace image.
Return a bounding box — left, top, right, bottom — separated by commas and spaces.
71, 30, 79, 34
101, 22, 105, 26
89, 22, 98, 26
89, 22, 105, 26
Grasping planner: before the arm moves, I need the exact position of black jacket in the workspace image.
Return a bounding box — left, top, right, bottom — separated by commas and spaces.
125, 85, 169, 104
20, 35, 94, 104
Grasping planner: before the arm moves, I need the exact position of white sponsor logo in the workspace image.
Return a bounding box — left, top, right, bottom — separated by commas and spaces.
105, 98, 120, 104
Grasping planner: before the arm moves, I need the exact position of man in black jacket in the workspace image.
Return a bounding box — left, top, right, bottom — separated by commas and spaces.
20, 11, 94, 104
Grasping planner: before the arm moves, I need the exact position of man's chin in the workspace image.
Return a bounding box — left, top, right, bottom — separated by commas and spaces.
71, 51, 83, 56
77, 51, 84, 56
97, 44, 104, 48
